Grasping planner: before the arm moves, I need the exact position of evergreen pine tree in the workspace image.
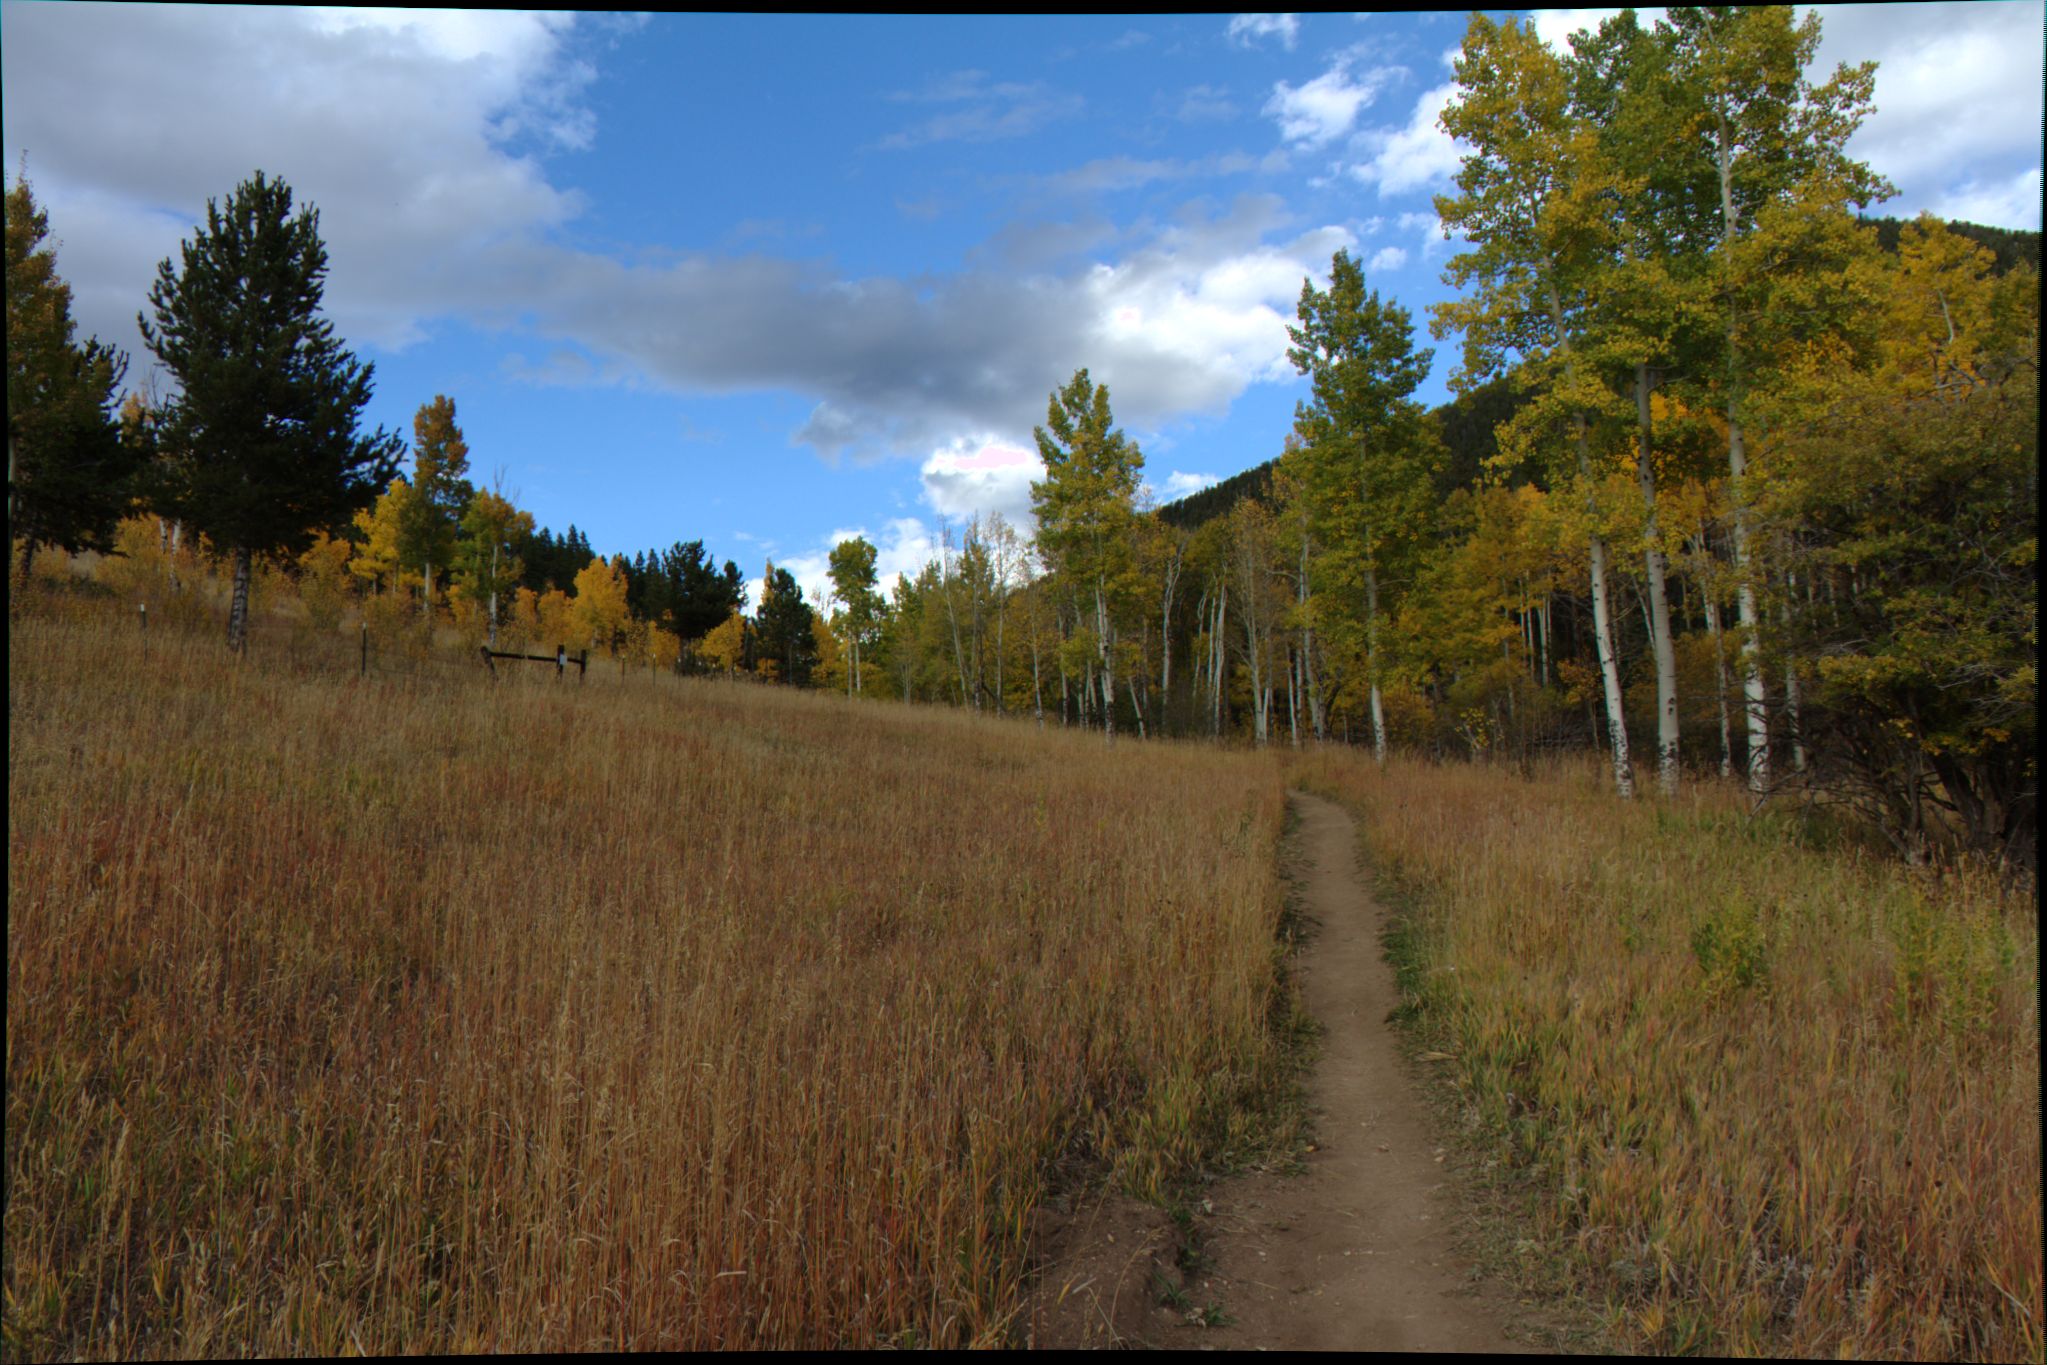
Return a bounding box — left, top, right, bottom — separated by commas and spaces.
7, 173, 145, 575
139, 171, 402, 650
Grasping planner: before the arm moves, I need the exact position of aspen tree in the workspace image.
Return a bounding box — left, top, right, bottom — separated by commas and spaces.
453, 486, 532, 650
1434, 14, 1637, 795
1663, 5, 1888, 794
1030, 369, 1143, 741
826, 535, 881, 697
1288, 249, 1435, 764
400, 396, 471, 620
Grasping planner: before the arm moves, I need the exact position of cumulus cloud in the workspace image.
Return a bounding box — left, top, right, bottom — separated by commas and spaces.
1262, 52, 1403, 148
1, 4, 589, 359
497, 194, 1354, 462
1227, 14, 1299, 51
770, 515, 981, 610
919, 436, 1044, 526
1349, 81, 1461, 198
1810, 1, 2044, 226
1527, 8, 1664, 56
1366, 245, 1407, 273
2, 7, 1365, 479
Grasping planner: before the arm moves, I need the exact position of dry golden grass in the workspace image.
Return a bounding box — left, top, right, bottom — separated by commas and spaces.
1296, 749, 2042, 1361
7, 589, 1291, 1354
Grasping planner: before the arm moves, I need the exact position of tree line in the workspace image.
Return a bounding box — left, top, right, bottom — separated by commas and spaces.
6, 6, 2035, 870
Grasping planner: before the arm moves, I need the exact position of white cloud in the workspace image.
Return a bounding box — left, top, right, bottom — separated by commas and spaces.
1933, 166, 2044, 232
1079, 208, 1356, 399
1, 4, 589, 360
1808, 1, 2044, 226
2, 9, 1371, 478
1157, 470, 1219, 502
920, 436, 1044, 527
772, 516, 956, 610
1527, 9, 1664, 56
492, 195, 1354, 463
1366, 245, 1407, 273
1263, 54, 1402, 148
1349, 81, 1461, 198
1398, 209, 1453, 259
1227, 14, 1299, 51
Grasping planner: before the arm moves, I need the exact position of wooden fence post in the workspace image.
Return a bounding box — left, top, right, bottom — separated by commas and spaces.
480, 645, 496, 677
556, 644, 566, 679
139, 602, 147, 633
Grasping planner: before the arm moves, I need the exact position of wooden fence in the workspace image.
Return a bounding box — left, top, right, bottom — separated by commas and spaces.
478, 644, 589, 680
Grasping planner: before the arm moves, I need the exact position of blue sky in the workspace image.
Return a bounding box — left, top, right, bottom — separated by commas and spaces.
5, 6, 2041, 606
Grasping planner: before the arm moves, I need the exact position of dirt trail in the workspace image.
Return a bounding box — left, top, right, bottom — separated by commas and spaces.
1025, 790, 1535, 1350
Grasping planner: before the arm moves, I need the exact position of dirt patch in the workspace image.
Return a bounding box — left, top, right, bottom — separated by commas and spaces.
1022, 790, 1550, 1351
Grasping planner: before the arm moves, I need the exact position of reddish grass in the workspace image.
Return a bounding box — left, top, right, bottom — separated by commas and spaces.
7, 590, 1291, 1353
1298, 748, 2041, 1361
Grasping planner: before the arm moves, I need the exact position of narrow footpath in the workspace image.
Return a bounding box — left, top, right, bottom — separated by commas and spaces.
1026, 790, 1537, 1350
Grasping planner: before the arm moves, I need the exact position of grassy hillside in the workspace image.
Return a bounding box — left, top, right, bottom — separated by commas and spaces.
1297, 748, 2041, 1361
6, 589, 1294, 1353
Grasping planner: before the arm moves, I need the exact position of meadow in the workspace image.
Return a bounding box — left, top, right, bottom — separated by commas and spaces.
1297, 749, 2041, 1361
6, 583, 1294, 1353
7, 558, 2040, 1359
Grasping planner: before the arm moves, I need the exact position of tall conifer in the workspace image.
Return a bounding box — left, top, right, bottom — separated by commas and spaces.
140, 171, 401, 650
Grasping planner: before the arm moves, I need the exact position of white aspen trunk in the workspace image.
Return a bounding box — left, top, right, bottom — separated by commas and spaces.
1031, 633, 1043, 724
1587, 527, 1635, 798
1521, 580, 1535, 675
1543, 275, 1632, 798
1539, 597, 1551, 689
1705, 590, 1734, 780
1718, 113, 1770, 796
1365, 561, 1387, 766
1286, 648, 1300, 749
1637, 362, 1681, 797
1240, 594, 1266, 747
943, 566, 970, 709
